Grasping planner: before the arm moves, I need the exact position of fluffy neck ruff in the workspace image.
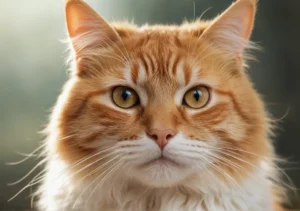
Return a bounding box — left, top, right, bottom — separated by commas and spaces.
38, 159, 275, 211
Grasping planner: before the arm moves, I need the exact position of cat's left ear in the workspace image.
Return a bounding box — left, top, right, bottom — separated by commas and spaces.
200, 0, 257, 55
65, 0, 120, 53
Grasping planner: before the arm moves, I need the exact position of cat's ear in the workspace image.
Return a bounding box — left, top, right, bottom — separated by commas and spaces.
200, 0, 257, 55
65, 0, 120, 52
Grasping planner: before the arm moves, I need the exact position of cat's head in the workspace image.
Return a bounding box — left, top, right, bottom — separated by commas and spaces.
51, 0, 272, 189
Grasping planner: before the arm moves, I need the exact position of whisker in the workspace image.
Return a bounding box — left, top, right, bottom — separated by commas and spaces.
208, 152, 259, 182
8, 170, 45, 202
191, 152, 244, 193
52, 145, 117, 180
65, 149, 118, 181
73, 155, 123, 210
28, 168, 48, 186
85, 160, 124, 209
6, 144, 46, 166
8, 159, 47, 186
211, 147, 298, 192
215, 144, 285, 162
34, 146, 119, 202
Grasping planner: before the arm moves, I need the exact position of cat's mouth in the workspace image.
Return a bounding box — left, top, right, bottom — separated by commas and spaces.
141, 155, 181, 168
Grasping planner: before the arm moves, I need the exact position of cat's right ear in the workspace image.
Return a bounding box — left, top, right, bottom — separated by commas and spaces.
199, 0, 257, 56
65, 0, 120, 53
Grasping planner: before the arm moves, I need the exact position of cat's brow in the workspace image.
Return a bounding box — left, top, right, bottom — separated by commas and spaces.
170, 54, 181, 76
125, 60, 147, 85
174, 67, 200, 106
122, 63, 148, 106
169, 55, 192, 86
136, 61, 147, 84
176, 60, 185, 86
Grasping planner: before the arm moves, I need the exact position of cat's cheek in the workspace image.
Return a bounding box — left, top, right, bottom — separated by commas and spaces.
163, 135, 218, 168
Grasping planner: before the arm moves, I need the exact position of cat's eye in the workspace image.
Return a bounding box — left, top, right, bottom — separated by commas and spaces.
112, 86, 139, 108
183, 86, 210, 109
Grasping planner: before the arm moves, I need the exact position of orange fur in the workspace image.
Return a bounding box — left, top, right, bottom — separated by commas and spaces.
38, 0, 286, 210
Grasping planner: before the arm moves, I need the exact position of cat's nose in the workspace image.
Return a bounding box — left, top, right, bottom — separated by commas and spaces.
147, 129, 177, 149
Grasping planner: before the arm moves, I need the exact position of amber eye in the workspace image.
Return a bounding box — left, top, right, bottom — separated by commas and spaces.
183, 86, 210, 109
112, 86, 139, 108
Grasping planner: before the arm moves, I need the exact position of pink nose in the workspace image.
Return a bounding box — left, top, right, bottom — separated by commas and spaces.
147, 129, 177, 149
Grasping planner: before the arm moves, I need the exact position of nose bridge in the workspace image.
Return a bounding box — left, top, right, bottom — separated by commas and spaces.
143, 79, 178, 131
144, 104, 177, 131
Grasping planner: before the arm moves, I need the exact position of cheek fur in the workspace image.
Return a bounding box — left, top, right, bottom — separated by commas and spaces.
164, 133, 219, 169
54, 88, 147, 172
60, 97, 141, 145
176, 90, 268, 184
116, 137, 161, 165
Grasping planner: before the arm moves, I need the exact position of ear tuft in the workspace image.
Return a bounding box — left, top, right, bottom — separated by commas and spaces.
200, 0, 257, 55
65, 0, 120, 53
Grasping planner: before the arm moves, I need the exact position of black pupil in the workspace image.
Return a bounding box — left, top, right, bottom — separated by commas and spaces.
121, 89, 131, 101
193, 90, 202, 101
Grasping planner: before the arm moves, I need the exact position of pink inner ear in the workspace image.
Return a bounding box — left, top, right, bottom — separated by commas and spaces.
71, 24, 113, 52
243, 6, 255, 40
200, 0, 256, 54
65, 0, 120, 52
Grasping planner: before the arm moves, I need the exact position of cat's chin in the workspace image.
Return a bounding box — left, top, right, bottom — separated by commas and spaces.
129, 157, 190, 187
142, 156, 181, 168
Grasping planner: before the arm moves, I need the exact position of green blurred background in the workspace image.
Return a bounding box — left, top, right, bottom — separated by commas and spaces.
1, 0, 299, 210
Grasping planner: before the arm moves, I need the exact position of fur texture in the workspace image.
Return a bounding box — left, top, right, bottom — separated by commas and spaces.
37, 0, 285, 210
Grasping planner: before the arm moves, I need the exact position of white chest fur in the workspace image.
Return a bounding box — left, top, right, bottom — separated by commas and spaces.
38, 161, 274, 211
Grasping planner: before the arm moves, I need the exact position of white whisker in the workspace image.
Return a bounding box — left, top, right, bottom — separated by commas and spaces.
6, 144, 46, 166
8, 159, 47, 186
84, 160, 124, 209
72, 154, 123, 210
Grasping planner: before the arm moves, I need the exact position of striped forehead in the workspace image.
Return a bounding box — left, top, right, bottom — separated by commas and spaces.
126, 54, 198, 85
123, 54, 200, 105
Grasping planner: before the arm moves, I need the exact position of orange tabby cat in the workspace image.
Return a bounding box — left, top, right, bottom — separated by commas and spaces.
37, 0, 286, 210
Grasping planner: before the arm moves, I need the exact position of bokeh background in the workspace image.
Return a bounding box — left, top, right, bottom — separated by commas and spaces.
1, 0, 299, 210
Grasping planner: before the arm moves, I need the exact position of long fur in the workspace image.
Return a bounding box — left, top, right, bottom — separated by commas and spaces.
32, 0, 288, 210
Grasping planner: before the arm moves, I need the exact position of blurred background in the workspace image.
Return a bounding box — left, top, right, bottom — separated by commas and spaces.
0, 0, 299, 210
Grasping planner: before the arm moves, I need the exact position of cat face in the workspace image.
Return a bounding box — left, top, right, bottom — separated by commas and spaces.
53, 0, 271, 189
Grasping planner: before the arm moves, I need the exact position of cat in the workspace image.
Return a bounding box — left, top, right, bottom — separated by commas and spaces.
36, 0, 286, 210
